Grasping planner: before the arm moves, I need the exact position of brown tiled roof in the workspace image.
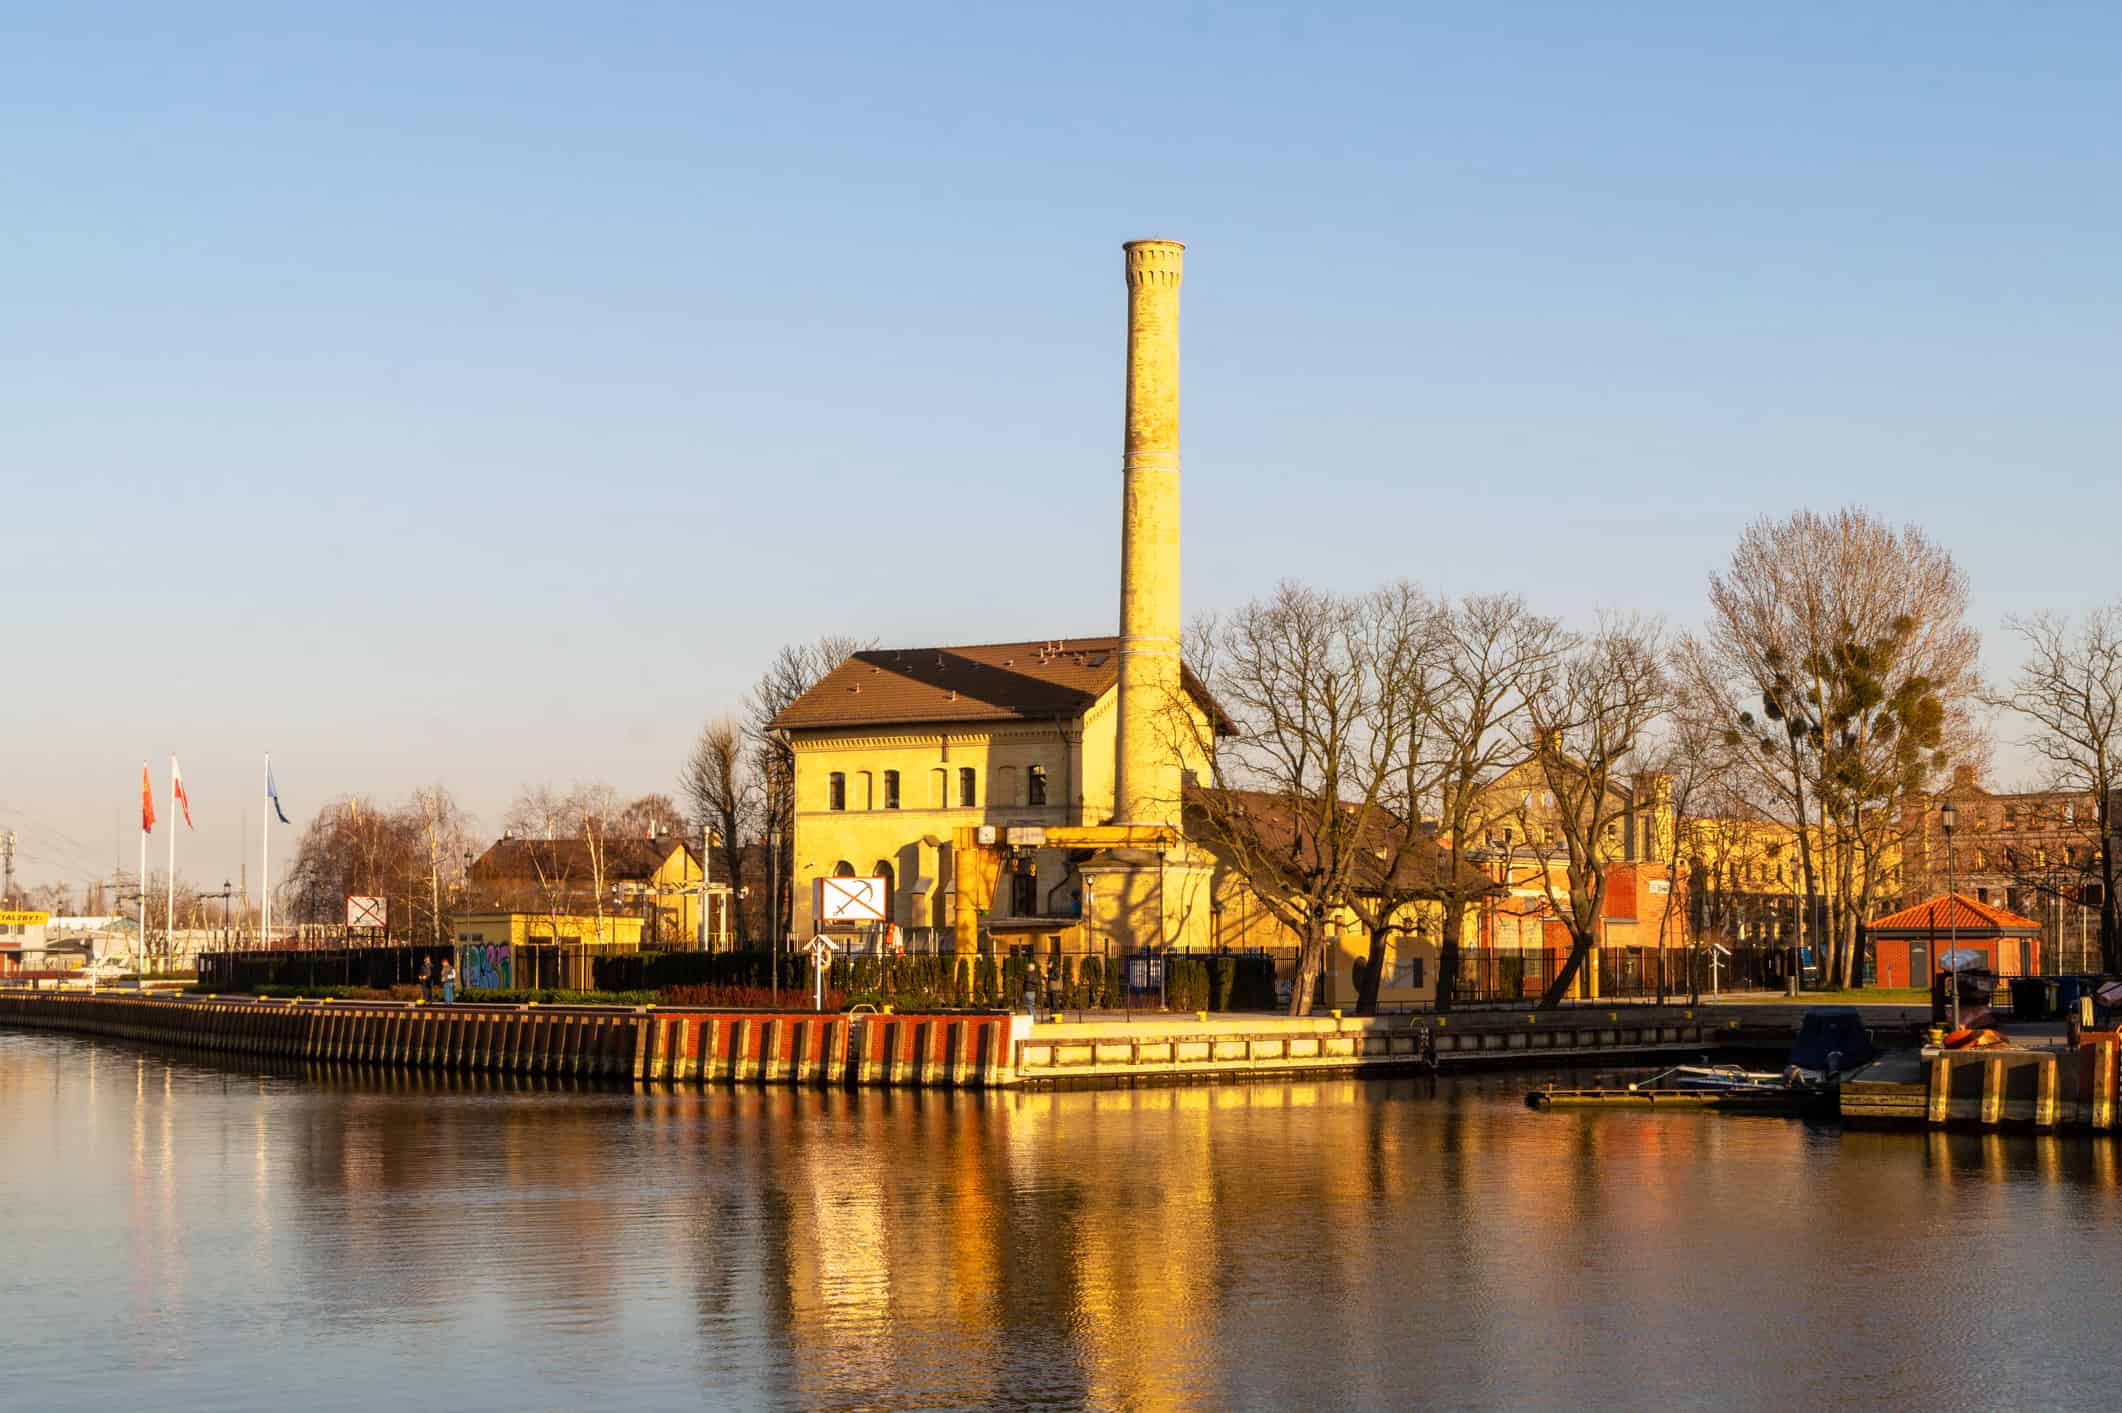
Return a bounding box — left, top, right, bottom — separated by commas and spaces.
1867, 893, 2042, 935
469, 836, 694, 885
769, 636, 1234, 734
1186, 786, 1494, 897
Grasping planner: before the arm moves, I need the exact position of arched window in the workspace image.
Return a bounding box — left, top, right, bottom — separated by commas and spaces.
873, 861, 896, 925
1028, 764, 1048, 806
856, 771, 873, 810
959, 767, 977, 808
833, 860, 855, 877
883, 770, 900, 810
997, 766, 1019, 807
828, 773, 846, 812
930, 768, 947, 808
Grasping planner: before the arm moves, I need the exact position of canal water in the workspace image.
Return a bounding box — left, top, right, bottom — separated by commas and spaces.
3, 1030, 2119, 1412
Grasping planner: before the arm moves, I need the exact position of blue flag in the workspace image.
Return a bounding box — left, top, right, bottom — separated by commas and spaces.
268, 761, 290, 825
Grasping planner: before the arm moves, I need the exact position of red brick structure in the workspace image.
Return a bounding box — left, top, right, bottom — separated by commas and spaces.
1865, 893, 2043, 989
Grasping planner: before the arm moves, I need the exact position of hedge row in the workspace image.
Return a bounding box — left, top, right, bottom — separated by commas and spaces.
194, 984, 659, 1006
1162, 956, 1278, 1013
590, 949, 1279, 1012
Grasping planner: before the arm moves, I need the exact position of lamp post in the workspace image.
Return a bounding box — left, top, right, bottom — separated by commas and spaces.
1941, 800, 1959, 1030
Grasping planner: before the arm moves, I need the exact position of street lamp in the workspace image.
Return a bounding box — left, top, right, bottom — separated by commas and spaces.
1940, 800, 1960, 1030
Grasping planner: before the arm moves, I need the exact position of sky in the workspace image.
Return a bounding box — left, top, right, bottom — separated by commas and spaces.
6, 2, 2122, 899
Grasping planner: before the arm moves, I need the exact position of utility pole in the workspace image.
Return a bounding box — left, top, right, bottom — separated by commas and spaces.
708, 818, 725, 950
1, 830, 15, 906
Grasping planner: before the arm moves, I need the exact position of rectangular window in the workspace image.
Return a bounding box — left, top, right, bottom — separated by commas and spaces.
883, 770, 900, 810
959, 767, 976, 808
1028, 764, 1048, 807
828, 773, 846, 812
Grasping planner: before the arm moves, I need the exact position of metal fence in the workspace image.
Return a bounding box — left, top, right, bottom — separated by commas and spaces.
1438, 946, 1795, 1007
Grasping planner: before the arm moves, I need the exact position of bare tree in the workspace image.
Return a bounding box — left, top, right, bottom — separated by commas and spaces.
1643, 689, 1752, 1002
1689, 509, 1980, 989
410, 785, 475, 947
1517, 618, 1671, 1007
611, 793, 684, 839
1989, 606, 2122, 972
682, 716, 755, 944
1186, 582, 1409, 1017
1416, 594, 1562, 1013
1331, 583, 1452, 1015
503, 785, 571, 841
285, 793, 477, 944
745, 634, 867, 944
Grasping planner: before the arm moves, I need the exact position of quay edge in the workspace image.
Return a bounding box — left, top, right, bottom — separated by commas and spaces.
0, 991, 1830, 1089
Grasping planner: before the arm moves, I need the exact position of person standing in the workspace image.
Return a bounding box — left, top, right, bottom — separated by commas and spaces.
441, 958, 457, 1005
419, 956, 434, 1004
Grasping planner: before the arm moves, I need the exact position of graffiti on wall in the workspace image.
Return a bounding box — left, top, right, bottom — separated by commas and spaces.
460, 943, 512, 990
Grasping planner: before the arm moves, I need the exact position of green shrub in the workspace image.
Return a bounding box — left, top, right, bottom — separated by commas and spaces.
1233, 956, 1278, 1010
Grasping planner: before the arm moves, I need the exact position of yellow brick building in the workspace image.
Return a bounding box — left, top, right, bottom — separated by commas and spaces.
452, 911, 645, 949
464, 834, 722, 947
771, 637, 1225, 946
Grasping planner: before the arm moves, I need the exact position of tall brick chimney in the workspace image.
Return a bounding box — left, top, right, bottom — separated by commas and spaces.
1113, 239, 1185, 829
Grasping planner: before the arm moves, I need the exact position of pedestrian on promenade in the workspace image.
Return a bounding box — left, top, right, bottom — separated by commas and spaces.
441, 959, 457, 1005
1023, 961, 1040, 1022
419, 956, 434, 1004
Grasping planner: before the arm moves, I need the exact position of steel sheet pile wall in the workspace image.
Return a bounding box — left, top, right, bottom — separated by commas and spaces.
0, 993, 1015, 1089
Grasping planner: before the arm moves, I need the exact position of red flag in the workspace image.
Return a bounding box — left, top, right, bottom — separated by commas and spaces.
141, 761, 156, 834
172, 757, 193, 829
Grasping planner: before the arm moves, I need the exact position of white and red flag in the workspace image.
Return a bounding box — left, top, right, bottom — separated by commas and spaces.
172, 757, 194, 828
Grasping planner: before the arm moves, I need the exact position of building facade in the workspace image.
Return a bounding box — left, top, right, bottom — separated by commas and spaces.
1900, 769, 2103, 973
771, 637, 1222, 946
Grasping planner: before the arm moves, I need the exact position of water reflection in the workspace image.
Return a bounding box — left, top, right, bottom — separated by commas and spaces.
6, 1031, 2122, 1412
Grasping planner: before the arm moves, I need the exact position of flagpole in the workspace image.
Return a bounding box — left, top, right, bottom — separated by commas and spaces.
262, 755, 271, 949
167, 754, 177, 973
138, 786, 147, 983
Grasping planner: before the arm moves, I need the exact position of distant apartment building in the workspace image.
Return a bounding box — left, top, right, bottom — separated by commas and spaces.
1900, 766, 2106, 972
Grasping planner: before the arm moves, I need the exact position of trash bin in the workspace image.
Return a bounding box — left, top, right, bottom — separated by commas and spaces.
2054, 975, 2090, 1015
2009, 977, 2052, 1022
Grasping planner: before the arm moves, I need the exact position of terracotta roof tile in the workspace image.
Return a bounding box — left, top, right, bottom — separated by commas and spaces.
1867, 893, 2042, 934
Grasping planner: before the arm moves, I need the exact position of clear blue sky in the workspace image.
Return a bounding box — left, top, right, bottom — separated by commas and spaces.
7, 2, 2120, 895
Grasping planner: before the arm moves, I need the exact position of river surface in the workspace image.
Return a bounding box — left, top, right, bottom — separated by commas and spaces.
3, 1029, 2119, 1412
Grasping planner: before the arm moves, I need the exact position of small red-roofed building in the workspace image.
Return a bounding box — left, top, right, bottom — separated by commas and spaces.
1864, 893, 2044, 990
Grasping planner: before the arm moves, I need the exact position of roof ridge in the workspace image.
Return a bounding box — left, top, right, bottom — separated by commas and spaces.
857, 635, 1117, 656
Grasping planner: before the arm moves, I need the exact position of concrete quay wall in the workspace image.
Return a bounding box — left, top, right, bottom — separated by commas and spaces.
1841, 1039, 2122, 1132
1014, 1008, 1723, 1086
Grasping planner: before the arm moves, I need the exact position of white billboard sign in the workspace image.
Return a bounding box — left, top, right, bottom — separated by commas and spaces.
814, 876, 887, 923
346, 895, 387, 930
